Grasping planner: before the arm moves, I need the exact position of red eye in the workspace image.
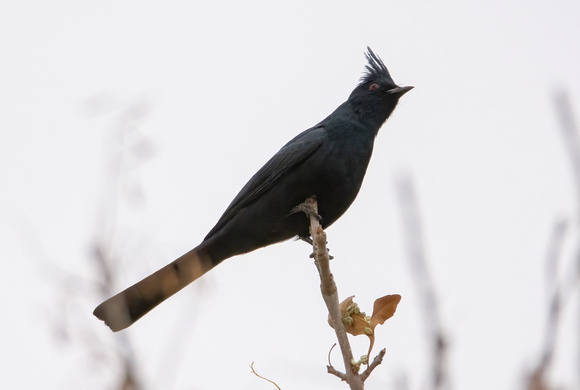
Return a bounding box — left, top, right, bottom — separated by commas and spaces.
369, 83, 380, 91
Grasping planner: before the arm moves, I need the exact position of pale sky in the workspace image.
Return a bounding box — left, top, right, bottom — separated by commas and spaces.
1, 1, 580, 389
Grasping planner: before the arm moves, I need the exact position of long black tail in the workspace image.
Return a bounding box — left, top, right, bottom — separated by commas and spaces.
93, 244, 214, 332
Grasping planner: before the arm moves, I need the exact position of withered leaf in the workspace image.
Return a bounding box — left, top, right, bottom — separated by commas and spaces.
329, 296, 371, 336
370, 294, 401, 328
328, 294, 402, 362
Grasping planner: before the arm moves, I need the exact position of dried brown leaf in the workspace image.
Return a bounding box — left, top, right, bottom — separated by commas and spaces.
370, 294, 401, 328
328, 294, 402, 363
329, 296, 371, 336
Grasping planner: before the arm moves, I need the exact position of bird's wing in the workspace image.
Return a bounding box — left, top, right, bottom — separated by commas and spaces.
204, 125, 327, 240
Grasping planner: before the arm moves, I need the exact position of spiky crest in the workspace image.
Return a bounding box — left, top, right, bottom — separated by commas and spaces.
360, 46, 395, 86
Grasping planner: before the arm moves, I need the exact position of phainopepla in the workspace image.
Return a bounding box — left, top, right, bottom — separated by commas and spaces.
94, 47, 412, 331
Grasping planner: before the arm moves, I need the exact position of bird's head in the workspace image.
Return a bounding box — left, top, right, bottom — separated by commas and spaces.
348, 47, 412, 127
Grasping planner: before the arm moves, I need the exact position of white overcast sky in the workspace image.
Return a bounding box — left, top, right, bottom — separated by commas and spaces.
1, 1, 580, 389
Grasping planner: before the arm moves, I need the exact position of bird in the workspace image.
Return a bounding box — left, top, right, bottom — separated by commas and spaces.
93, 47, 412, 331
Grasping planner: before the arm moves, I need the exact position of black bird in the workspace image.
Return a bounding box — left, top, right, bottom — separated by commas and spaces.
94, 47, 412, 331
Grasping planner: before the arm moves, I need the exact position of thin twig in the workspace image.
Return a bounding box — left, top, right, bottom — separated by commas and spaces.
361, 348, 387, 381
328, 364, 349, 382
328, 343, 337, 366
250, 362, 282, 390
327, 343, 349, 382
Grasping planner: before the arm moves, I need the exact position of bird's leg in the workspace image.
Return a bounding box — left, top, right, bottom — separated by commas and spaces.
290, 197, 320, 259
291, 197, 333, 259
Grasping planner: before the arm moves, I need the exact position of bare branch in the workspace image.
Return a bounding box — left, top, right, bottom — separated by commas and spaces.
300, 197, 365, 390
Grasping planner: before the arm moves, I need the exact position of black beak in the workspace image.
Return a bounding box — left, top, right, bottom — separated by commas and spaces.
388, 85, 414, 97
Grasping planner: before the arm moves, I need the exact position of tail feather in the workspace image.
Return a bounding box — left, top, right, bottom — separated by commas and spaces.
93, 245, 213, 332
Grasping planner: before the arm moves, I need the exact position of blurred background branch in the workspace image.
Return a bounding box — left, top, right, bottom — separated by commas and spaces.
84, 96, 154, 390
396, 174, 452, 390
36, 95, 157, 389
552, 90, 580, 388
554, 91, 580, 220
525, 218, 568, 390
522, 90, 580, 390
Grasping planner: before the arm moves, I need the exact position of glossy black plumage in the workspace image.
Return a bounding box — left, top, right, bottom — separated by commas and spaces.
94, 47, 412, 331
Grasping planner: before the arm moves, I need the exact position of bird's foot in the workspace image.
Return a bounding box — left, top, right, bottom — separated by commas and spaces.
289, 196, 322, 222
